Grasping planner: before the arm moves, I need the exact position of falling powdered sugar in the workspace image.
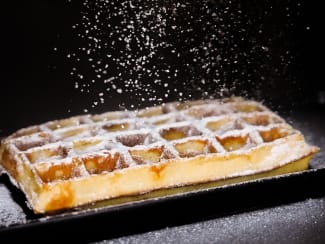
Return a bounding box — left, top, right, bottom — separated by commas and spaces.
64, 0, 302, 112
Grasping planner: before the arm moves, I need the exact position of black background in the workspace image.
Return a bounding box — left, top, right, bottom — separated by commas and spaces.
1, 0, 324, 137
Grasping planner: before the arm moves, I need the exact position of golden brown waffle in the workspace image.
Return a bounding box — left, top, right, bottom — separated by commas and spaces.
0, 97, 319, 213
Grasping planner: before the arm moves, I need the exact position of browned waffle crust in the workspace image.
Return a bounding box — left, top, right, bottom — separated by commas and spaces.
0, 97, 319, 213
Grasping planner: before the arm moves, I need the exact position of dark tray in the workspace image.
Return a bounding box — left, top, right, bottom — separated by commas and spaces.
0, 107, 324, 242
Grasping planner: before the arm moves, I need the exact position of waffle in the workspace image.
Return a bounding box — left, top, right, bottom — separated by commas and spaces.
0, 97, 319, 213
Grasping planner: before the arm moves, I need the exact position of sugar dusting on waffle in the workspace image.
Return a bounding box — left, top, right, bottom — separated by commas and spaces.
1, 97, 304, 182
0, 97, 319, 213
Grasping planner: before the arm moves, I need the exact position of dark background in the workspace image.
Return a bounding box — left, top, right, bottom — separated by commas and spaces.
1, 0, 324, 137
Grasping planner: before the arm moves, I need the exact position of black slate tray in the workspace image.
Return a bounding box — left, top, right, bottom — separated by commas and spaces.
0, 107, 324, 242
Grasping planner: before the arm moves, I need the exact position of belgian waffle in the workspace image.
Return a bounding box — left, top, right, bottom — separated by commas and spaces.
0, 97, 319, 213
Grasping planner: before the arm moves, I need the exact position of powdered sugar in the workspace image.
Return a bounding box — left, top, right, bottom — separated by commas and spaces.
61, 0, 302, 112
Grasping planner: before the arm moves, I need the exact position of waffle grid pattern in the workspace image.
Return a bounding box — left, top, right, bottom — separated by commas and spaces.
2, 97, 294, 185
